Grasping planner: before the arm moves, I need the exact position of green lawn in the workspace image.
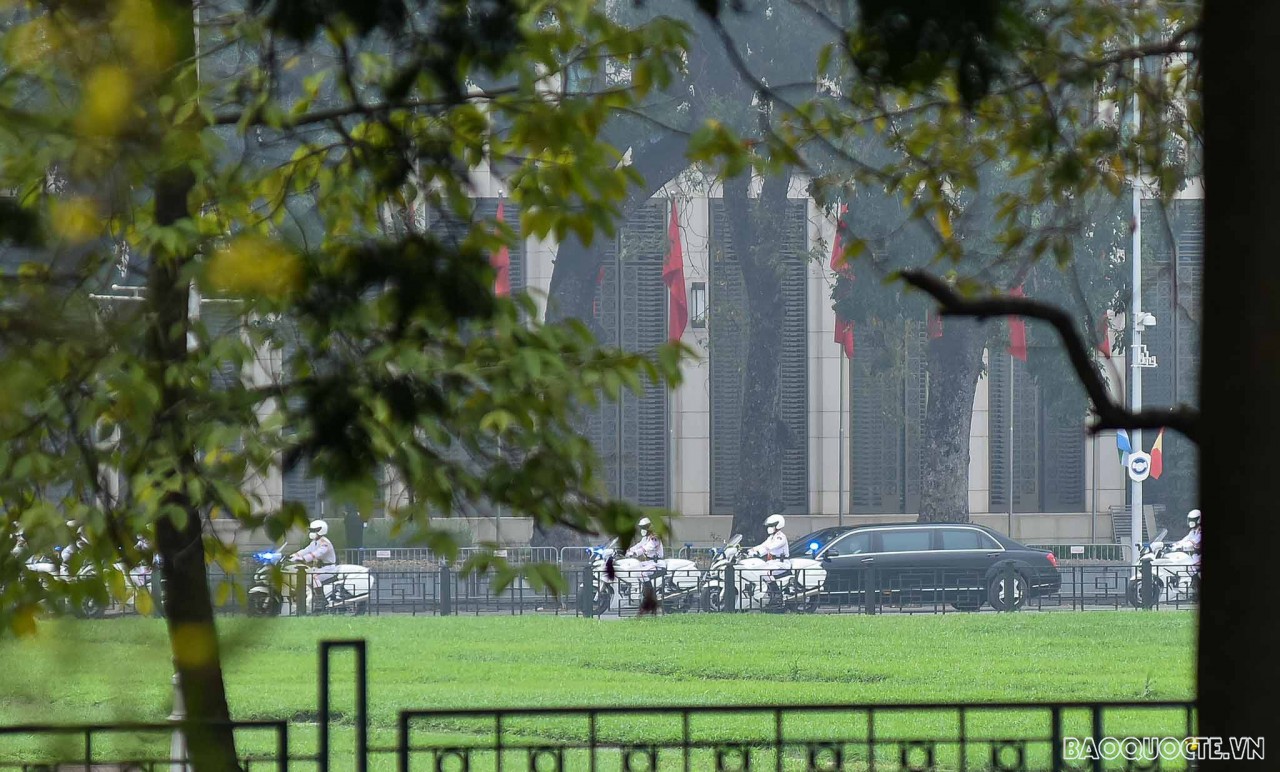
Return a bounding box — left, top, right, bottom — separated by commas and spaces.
0, 612, 1197, 770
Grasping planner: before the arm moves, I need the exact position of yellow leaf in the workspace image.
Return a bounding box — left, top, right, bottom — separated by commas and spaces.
936, 206, 953, 240
77, 66, 134, 138
50, 197, 101, 244
111, 0, 176, 72
10, 605, 39, 637
172, 623, 218, 667
3, 17, 60, 69
204, 235, 303, 300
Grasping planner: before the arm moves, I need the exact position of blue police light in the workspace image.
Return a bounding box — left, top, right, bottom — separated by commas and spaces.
808, 542, 821, 553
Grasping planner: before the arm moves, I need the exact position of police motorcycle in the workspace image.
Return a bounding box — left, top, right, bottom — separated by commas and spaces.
699, 533, 827, 613
697, 535, 743, 612
20, 539, 155, 619
577, 538, 701, 615
246, 543, 375, 615
1126, 528, 1200, 608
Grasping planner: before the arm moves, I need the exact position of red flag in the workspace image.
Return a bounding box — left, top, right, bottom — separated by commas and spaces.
830, 204, 854, 358
928, 311, 944, 339
491, 201, 511, 297
1150, 428, 1165, 479
1099, 314, 1112, 358
830, 204, 851, 275
663, 200, 688, 342
835, 319, 855, 359
1007, 284, 1027, 361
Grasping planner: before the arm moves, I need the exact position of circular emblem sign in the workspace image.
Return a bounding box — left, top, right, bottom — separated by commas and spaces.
1127, 451, 1152, 482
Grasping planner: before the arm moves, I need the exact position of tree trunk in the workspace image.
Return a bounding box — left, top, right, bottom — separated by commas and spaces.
917, 319, 986, 523
726, 172, 792, 545
147, 160, 242, 771
1197, 1, 1280, 757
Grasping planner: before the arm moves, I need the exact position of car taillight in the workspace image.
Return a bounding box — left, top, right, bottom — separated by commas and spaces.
1045, 551, 1058, 568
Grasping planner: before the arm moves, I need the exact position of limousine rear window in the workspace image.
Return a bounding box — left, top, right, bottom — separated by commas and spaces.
879, 530, 932, 552
940, 528, 1000, 550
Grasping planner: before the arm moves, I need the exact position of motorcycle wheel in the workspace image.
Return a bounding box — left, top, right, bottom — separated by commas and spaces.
763, 586, 784, 613
666, 592, 693, 614
76, 595, 107, 619
1125, 577, 1162, 609
700, 585, 727, 612
593, 587, 613, 615
578, 585, 613, 615
248, 592, 282, 617
987, 573, 1029, 611
789, 594, 820, 614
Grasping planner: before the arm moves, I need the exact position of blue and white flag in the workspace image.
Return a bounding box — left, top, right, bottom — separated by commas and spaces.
1116, 429, 1133, 465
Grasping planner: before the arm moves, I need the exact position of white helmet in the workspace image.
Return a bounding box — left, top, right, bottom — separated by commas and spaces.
1187, 509, 1201, 528
308, 520, 328, 539
765, 514, 785, 535
638, 517, 652, 536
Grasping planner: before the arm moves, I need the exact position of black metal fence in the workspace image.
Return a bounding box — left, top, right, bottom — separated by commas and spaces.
398, 702, 1204, 772
68, 555, 1196, 620
0, 639, 1205, 771
213, 562, 1195, 618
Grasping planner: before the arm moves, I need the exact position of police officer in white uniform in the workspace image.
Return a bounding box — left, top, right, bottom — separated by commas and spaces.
291, 520, 338, 604
624, 517, 664, 580
747, 514, 790, 575
1171, 509, 1202, 564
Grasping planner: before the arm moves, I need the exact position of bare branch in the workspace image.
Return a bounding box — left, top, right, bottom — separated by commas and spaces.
898, 269, 1200, 444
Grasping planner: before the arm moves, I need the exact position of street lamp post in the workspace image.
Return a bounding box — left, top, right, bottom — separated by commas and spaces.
1130, 189, 1144, 560
1128, 51, 1154, 561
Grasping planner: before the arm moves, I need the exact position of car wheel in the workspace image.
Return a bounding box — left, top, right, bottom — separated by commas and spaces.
987, 572, 1029, 611
248, 592, 282, 617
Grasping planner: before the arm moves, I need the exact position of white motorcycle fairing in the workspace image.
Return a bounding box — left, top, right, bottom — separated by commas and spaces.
733, 555, 827, 610
1128, 529, 1200, 607
579, 539, 703, 614
248, 546, 375, 615
21, 557, 152, 618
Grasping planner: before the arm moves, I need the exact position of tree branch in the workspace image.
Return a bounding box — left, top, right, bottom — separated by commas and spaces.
898, 269, 1200, 444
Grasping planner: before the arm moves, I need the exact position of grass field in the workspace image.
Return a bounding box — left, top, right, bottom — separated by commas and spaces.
0, 612, 1197, 770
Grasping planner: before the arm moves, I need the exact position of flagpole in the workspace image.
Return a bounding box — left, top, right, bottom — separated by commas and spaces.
838, 347, 846, 528
495, 190, 504, 547
1090, 426, 1098, 543
1008, 350, 1014, 538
